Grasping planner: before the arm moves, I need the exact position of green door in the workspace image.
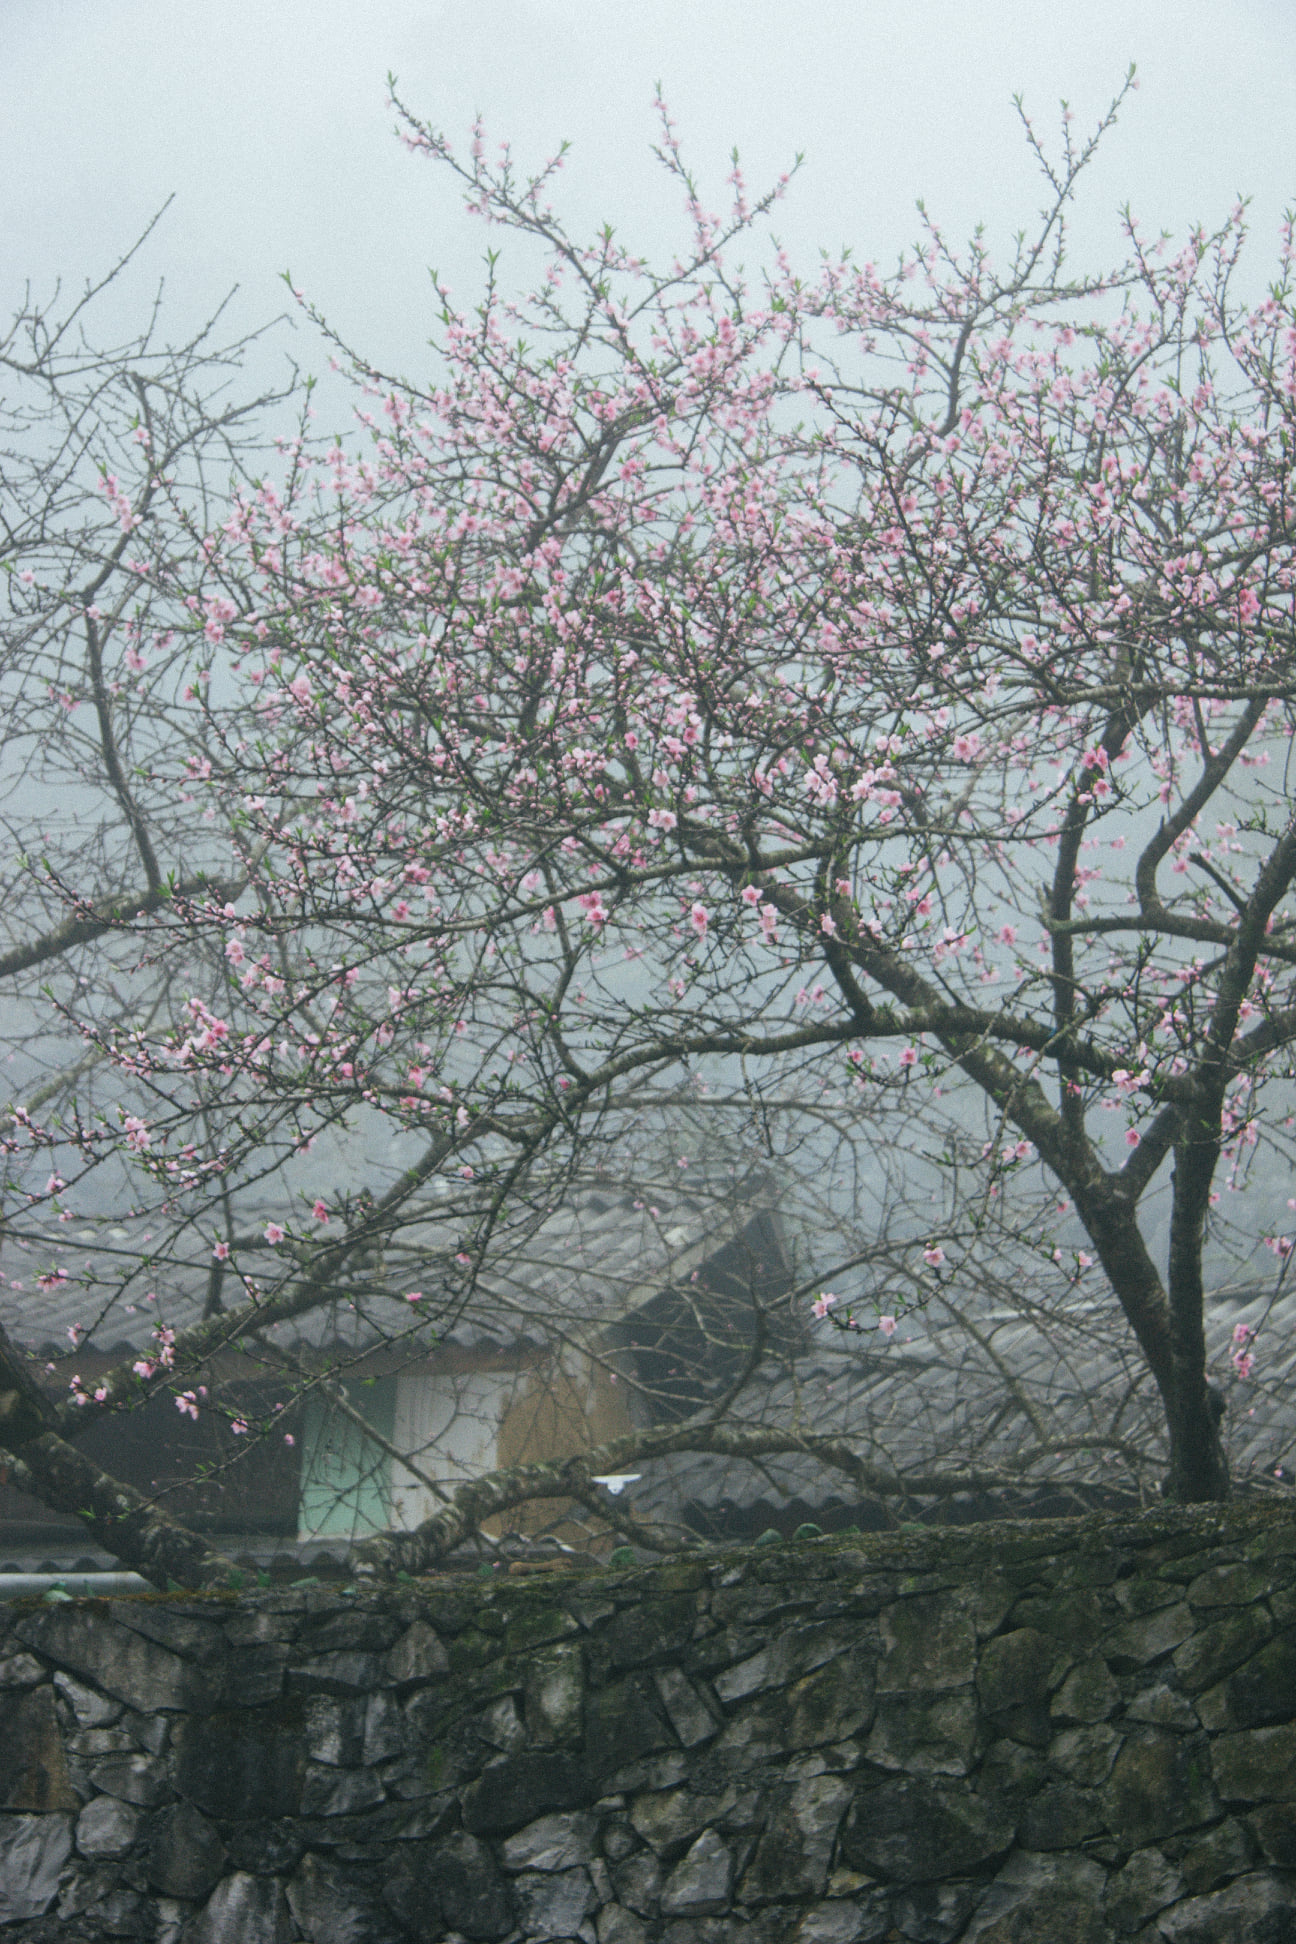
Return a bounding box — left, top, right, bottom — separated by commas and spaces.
298, 1379, 397, 1538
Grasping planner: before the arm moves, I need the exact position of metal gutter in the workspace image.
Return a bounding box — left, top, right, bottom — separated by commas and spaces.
0, 1572, 151, 1600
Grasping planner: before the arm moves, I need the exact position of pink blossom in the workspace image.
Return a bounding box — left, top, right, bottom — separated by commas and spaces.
213, 1239, 230, 1260
878, 1315, 897, 1337
689, 901, 709, 939
741, 884, 761, 906
264, 1223, 285, 1245
811, 1291, 838, 1319
922, 1244, 946, 1267
1124, 1128, 1141, 1148
405, 1290, 424, 1303
312, 1199, 330, 1222
899, 1045, 919, 1068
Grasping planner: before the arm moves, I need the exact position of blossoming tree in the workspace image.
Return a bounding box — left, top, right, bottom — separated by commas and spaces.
4, 77, 1296, 1582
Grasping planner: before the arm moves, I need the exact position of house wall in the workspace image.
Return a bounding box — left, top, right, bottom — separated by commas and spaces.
299, 1357, 637, 1542
389, 1369, 511, 1530
1, 1501, 1295, 1941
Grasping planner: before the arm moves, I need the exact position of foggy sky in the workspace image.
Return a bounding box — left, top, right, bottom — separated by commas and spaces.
3, 3, 1295, 1280
4, 1, 1294, 384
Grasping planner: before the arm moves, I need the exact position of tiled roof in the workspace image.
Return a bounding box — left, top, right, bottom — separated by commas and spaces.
628, 1280, 1296, 1523
0, 1163, 775, 1364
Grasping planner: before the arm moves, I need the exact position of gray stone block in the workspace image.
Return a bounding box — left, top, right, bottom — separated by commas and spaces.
0, 1685, 77, 1811
842, 1778, 1014, 1882
0, 1813, 75, 1922
1124, 1684, 1200, 1732
305, 1693, 367, 1766
1052, 1657, 1121, 1726
1103, 1845, 1184, 1933
891, 1877, 983, 1943
629, 1784, 740, 1861
1211, 1724, 1296, 1804
1155, 1871, 1296, 1943
87, 1751, 171, 1806
54, 1670, 123, 1725
514, 1864, 599, 1937
864, 1688, 979, 1777
611, 1850, 662, 1915
461, 1750, 592, 1835
742, 1774, 851, 1903
183, 1870, 293, 1944
526, 1643, 585, 1746
146, 1800, 226, 1900
383, 1829, 514, 1940
598, 1908, 651, 1944
174, 1706, 305, 1821
964, 1851, 1109, 1943
660, 1829, 733, 1917
0, 1652, 48, 1689
75, 1793, 142, 1861
1102, 1728, 1219, 1845
501, 1809, 598, 1871
16, 1607, 217, 1713
791, 1898, 892, 1944
286, 1851, 404, 1944
877, 1595, 977, 1693
288, 1650, 385, 1694
386, 1619, 449, 1686
654, 1666, 721, 1747
1104, 1603, 1196, 1671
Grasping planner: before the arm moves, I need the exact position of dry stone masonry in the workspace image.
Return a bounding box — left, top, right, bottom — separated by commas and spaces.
1, 1503, 1295, 1942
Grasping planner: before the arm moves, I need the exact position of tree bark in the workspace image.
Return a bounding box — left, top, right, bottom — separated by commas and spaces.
6, 1434, 240, 1589
1071, 1181, 1230, 1504
0, 1324, 237, 1587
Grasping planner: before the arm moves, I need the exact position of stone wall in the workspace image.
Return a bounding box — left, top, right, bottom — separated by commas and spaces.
1, 1503, 1296, 1943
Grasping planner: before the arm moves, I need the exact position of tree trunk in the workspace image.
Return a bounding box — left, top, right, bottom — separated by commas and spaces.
1161, 1137, 1231, 1503
1069, 1183, 1230, 1504
1161, 1382, 1230, 1503
7, 1433, 240, 1588
0, 1323, 237, 1587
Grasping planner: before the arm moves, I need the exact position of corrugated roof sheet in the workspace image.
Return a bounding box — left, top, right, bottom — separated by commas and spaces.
0, 1165, 774, 1363
627, 1280, 1296, 1522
